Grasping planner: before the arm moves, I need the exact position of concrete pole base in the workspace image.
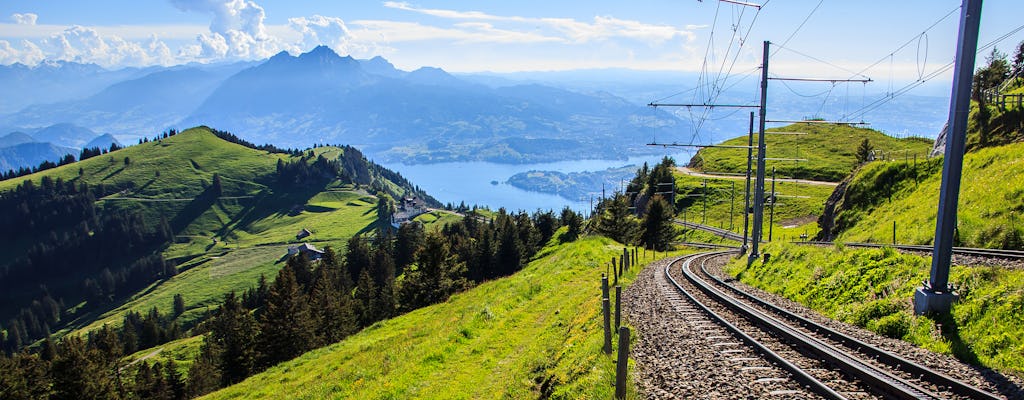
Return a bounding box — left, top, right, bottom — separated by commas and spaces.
913, 287, 959, 315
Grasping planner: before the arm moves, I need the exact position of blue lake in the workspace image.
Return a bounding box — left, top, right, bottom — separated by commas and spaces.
380, 151, 693, 215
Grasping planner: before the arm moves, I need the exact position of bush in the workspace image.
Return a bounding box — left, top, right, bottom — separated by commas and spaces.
846, 299, 902, 327
869, 312, 911, 339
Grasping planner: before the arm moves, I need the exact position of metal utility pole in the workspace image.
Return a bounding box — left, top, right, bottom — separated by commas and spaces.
742, 112, 754, 254
768, 166, 776, 242
702, 179, 708, 224
748, 41, 770, 267
916, 0, 983, 315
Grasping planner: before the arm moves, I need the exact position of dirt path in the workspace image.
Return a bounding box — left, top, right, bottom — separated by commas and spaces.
676, 166, 839, 187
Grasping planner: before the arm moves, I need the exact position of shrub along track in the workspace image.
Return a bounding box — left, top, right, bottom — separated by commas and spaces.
625, 252, 1021, 399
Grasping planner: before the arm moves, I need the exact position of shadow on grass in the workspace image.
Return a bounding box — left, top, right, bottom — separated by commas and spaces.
170, 186, 218, 233
217, 181, 328, 239
930, 313, 1024, 398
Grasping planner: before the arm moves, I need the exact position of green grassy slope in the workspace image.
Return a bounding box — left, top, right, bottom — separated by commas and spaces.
205, 235, 667, 399
831, 142, 1024, 248
725, 242, 1024, 378
0, 128, 284, 196
672, 172, 834, 242
690, 124, 933, 182
0, 127, 430, 356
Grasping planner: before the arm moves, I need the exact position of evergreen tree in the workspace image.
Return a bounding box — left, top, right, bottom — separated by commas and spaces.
640, 195, 677, 251
173, 293, 186, 317
560, 207, 584, 242
532, 210, 561, 245
594, 194, 638, 244
134, 362, 156, 399
51, 336, 118, 400
0, 353, 53, 399
286, 253, 314, 292
344, 235, 372, 285
165, 360, 186, 400
210, 292, 258, 385
855, 138, 874, 164
394, 221, 424, 272
257, 267, 314, 367
354, 269, 378, 326
309, 262, 354, 346
370, 246, 397, 320
185, 337, 222, 398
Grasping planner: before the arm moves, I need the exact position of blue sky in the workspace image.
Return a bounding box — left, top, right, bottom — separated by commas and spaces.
0, 0, 1022, 83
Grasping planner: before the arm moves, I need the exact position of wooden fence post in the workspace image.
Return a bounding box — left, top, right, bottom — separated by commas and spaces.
615, 326, 630, 399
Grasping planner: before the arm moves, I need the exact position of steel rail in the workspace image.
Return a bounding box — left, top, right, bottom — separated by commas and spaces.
671, 252, 944, 399
664, 252, 848, 399
698, 261, 1004, 400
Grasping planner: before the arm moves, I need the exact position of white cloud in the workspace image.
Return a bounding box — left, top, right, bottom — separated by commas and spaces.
0, 39, 44, 65
11, 13, 38, 25
381, 2, 696, 45
288, 15, 353, 53
169, 0, 279, 60
38, 25, 177, 67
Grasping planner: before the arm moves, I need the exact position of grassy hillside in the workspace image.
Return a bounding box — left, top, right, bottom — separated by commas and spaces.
672, 172, 834, 241
725, 242, 1024, 378
689, 124, 933, 182
1, 126, 433, 359
0, 128, 283, 196
827, 142, 1024, 248
205, 235, 667, 399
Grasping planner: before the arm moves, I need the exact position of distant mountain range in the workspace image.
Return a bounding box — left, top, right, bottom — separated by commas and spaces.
0, 46, 951, 165
1, 47, 683, 164
0, 124, 121, 171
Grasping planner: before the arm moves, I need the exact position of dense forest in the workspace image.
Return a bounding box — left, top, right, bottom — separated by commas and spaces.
0, 205, 584, 399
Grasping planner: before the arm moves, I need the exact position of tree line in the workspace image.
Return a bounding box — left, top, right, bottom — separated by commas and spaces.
1, 177, 175, 355
592, 157, 678, 251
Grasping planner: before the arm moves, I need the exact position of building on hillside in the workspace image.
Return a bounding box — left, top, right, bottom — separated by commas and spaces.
391, 196, 428, 229
296, 228, 312, 240
287, 242, 324, 260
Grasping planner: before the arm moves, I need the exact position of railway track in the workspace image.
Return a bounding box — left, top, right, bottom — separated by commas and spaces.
796, 241, 1024, 260
663, 251, 1004, 399
673, 219, 746, 242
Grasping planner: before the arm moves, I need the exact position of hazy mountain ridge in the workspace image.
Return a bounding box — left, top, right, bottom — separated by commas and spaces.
0, 46, 952, 165
0, 124, 123, 171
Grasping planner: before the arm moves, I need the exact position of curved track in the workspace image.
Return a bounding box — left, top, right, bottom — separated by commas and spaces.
664, 251, 1004, 400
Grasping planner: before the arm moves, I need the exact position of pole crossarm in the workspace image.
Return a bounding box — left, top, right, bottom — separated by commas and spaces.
766, 119, 870, 125
719, 0, 762, 8
648, 102, 760, 108
767, 77, 873, 83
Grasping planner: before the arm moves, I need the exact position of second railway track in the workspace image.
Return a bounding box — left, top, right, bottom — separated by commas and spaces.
660, 251, 1005, 400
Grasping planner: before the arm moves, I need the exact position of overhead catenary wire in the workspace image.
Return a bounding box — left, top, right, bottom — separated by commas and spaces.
845, 22, 1024, 122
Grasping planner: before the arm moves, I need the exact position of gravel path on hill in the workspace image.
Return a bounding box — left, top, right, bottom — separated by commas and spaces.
624, 254, 1024, 399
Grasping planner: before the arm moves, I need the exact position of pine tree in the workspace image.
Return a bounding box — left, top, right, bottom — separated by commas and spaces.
286, 253, 314, 292
257, 267, 314, 367
51, 336, 118, 400
345, 235, 372, 284
173, 293, 186, 317
640, 195, 677, 251
185, 337, 222, 397
210, 292, 258, 385
855, 138, 874, 164
165, 360, 186, 400
594, 194, 638, 244
370, 246, 397, 320
560, 207, 584, 242
354, 269, 378, 326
